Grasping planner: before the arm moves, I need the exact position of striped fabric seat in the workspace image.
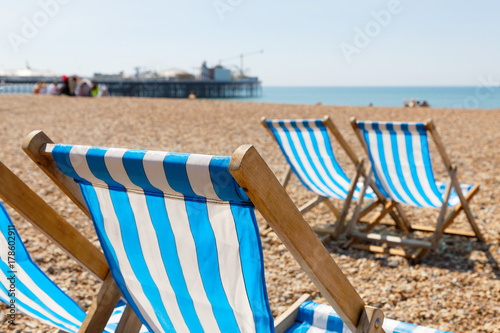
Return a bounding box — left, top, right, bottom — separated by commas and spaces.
264, 119, 376, 201
355, 121, 474, 208
285, 301, 451, 333
52, 144, 275, 333
0, 201, 133, 333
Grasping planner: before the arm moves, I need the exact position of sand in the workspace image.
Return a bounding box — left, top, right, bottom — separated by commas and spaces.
0, 95, 499, 332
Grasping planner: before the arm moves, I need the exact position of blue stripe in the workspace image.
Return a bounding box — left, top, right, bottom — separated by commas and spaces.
276, 121, 325, 195
291, 121, 334, 196
77, 183, 155, 333
209, 156, 250, 202
0, 202, 84, 332
230, 203, 274, 332
108, 189, 175, 331
306, 120, 352, 198
418, 130, 443, 203
361, 126, 389, 198
185, 198, 240, 332
122, 154, 204, 332
52, 145, 81, 180
386, 123, 420, 205
402, 124, 435, 207
393, 321, 418, 333
86, 147, 124, 189
162, 153, 197, 197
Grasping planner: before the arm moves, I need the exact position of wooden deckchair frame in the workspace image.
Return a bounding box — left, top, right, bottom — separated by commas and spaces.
0, 160, 142, 333
23, 130, 386, 333
348, 118, 485, 262
261, 115, 407, 241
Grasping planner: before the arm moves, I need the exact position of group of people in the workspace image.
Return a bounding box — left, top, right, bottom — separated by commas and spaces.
33, 75, 108, 97
404, 98, 429, 108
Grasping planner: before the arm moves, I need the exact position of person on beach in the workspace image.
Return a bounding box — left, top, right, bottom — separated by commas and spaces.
91, 81, 99, 97
61, 76, 72, 96
47, 81, 59, 95
188, 90, 197, 99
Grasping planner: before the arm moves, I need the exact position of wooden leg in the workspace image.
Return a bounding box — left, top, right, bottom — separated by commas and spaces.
335, 161, 364, 238
78, 272, 122, 333
299, 196, 327, 215
274, 294, 311, 333
430, 176, 454, 249
115, 304, 143, 333
281, 165, 292, 189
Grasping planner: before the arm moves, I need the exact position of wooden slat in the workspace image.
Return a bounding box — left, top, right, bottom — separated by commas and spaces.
274, 294, 311, 333
351, 232, 433, 249
410, 225, 476, 237
115, 305, 144, 333
350, 244, 411, 258
323, 116, 361, 165
79, 273, 122, 333
299, 196, 326, 215
229, 145, 373, 333
0, 161, 109, 282
22, 131, 90, 217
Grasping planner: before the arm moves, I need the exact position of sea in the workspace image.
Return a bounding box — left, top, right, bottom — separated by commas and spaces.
2, 84, 500, 109
231, 86, 500, 109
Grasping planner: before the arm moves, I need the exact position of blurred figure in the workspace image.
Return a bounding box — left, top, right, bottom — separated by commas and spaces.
91, 81, 99, 97
100, 85, 109, 96
61, 76, 74, 96
33, 82, 41, 94
39, 81, 47, 94
47, 81, 59, 95
188, 90, 197, 99
77, 79, 92, 97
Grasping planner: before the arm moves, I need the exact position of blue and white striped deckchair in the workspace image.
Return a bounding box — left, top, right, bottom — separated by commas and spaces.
0, 201, 145, 332
262, 116, 402, 240
0, 161, 146, 332
349, 119, 484, 261
25, 130, 392, 333
286, 301, 451, 333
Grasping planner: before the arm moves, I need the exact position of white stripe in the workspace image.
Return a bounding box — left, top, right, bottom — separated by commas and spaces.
0, 236, 82, 328
104, 149, 142, 190
164, 196, 221, 332
126, 191, 190, 331
279, 122, 342, 199
395, 129, 428, 207
379, 124, 414, 204
0, 286, 78, 332
186, 154, 219, 199
268, 122, 326, 196
411, 133, 442, 207
92, 187, 165, 333
382, 318, 400, 333
362, 127, 396, 200
207, 202, 256, 333
69, 146, 106, 185
298, 122, 351, 198
142, 151, 180, 195
70, 147, 162, 331
312, 303, 334, 329
307, 121, 361, 199
0, 265, 82, 331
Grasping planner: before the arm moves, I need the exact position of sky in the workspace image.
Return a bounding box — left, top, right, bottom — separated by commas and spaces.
1, 0, 500, 86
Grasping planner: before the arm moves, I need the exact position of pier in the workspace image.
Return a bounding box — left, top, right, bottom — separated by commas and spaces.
0, 78, 262, 98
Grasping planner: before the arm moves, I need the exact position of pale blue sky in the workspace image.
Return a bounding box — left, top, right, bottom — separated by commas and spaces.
1, 0, 499, 86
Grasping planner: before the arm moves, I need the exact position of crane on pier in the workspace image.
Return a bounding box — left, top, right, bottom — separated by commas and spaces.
219, 50, 263, 78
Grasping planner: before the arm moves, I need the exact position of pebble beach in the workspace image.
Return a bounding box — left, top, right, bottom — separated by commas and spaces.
0, 95, 499, 332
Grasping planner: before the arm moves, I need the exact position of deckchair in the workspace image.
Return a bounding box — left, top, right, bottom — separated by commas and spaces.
348, 118, 485, 261
261, 116, 406, 240
22, 130, 453, 333
0, 161, 144, 332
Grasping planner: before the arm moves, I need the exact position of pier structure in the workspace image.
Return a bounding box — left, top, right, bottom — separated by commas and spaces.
0, 78, 262, 98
